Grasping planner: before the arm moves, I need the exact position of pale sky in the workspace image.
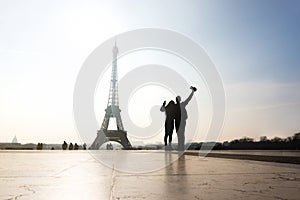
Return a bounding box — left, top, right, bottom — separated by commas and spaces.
0, 0, 299, 145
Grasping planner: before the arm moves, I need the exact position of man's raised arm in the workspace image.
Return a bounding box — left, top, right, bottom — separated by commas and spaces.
182, 86, 197, 106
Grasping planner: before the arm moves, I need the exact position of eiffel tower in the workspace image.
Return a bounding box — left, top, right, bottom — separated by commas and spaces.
89, 42, 132, 150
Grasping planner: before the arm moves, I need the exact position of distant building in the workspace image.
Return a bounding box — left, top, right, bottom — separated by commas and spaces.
12, 135, 18, 143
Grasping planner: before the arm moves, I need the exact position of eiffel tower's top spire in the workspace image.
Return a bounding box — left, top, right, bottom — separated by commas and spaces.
112, 38, 118, 55
108, 39, 120, 107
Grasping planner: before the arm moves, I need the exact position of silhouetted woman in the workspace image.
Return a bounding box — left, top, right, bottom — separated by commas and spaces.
160, 100, 176, 147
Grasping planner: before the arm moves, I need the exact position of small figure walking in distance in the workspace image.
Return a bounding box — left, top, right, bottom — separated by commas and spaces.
62, 141, 68, 150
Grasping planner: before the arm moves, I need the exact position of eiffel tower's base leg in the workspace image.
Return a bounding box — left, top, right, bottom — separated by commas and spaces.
118, 134, 132, 150
89, 130, 108, 150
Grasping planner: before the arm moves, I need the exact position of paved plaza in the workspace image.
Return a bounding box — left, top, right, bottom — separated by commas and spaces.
0, 150, 299, 200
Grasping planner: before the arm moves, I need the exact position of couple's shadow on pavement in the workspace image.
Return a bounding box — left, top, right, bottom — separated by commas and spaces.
164, 152, 188, 199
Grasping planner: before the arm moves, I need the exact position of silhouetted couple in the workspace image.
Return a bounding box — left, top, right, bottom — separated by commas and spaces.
160, 86, 197, 151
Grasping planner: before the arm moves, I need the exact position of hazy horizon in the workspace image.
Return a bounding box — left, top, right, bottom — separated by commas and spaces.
1, 0, 300, 145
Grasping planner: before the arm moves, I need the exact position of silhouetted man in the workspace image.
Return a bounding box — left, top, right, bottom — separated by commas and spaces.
175, 86, 197, 151
160, 100, 176, 148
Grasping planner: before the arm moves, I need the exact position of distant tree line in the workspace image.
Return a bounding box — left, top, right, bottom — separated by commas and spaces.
187, 133, 300, 150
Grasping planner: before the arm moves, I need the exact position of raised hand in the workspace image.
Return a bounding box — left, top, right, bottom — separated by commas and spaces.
190, 86, 197, 92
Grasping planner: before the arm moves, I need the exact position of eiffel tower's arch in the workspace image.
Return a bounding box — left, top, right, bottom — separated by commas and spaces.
89, 130, 132, 150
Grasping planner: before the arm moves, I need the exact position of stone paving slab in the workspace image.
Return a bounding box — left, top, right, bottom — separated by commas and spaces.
0, 151, 299, 200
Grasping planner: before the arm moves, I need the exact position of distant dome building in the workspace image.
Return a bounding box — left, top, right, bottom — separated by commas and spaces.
12, 135, 18, 143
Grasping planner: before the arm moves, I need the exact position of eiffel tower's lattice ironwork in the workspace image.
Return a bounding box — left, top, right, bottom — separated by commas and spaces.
89, 43, 132, 150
